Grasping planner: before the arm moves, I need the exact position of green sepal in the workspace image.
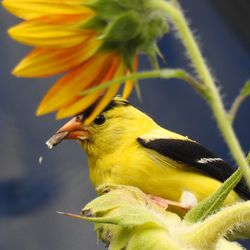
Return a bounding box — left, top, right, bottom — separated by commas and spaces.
87, 0, 151, 19
101, 11, 141, 43
86, 0, 129, 19
247, 151, 250, 163
81, 16, 107, 32
121, 38, 141, 70
146, 44, 160, 69
240, 79, 250, 98
135, 81, 143, 102
140, 9, 168, 45
98, 39, 138, 71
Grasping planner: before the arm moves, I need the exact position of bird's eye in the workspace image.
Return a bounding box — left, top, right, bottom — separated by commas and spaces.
75, 114, 83, 121
93, 114, 106, 125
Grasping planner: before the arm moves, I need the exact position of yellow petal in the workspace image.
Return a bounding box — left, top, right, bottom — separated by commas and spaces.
56, 91, 102, 119
85, 60, 126, 124
122, 79, 135, 99
8, 14, 94, 48
13, 36, 101, 77
54, 55, 123, 119
122, 56, 139, 98
84, 85, 121, 125
36, 53, 116, 115
2, 0, 91, 20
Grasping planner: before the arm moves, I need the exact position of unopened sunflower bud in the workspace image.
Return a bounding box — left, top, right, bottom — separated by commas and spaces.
59, 185, 248, 250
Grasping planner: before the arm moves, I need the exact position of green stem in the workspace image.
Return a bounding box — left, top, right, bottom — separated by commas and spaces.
154, 1, 250, 185
184, 201, 250, 249
81, 69, 204, 96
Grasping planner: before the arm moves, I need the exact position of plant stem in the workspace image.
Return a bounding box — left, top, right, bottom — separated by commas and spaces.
81, 69, 204, 96
184, 201, 250, 249
154, 1, 250, 185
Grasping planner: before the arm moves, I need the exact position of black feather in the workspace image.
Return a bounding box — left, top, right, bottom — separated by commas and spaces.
137, 138, 250, 199
80, 97, 130, 120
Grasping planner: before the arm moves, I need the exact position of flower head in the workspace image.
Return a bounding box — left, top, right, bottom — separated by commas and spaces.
3, 0, 168, 121
59, 185, 249, 250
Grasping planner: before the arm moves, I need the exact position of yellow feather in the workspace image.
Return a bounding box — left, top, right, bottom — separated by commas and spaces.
77, 97, 240, 216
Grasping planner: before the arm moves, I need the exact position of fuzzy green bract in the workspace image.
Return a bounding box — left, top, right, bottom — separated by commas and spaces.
60, 185, 250, 250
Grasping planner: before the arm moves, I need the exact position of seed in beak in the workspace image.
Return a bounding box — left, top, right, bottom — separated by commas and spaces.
46, 131, 69, 149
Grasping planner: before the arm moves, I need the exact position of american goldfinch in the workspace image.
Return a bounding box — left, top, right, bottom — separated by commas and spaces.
47, 96, 249, 213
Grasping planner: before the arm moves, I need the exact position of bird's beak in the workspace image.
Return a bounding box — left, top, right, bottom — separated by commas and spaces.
46, 117, 89, 149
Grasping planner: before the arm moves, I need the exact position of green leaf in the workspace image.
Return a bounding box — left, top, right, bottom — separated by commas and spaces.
240, 80, 250, 97
185, 168, 242, 223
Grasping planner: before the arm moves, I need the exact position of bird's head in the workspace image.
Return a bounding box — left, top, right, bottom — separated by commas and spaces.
47, 96, 156, 157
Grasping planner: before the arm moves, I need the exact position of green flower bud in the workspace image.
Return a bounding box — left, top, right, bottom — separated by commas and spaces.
59, 185, 249, 250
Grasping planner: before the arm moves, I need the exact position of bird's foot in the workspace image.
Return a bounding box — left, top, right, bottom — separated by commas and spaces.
147, 191, 197, 211
147, 194, 170, 210
147, 194, 190, 210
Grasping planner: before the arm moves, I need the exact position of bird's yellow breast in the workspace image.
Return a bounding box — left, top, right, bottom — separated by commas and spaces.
79, 102, 240, 215
87, 140, 239, 210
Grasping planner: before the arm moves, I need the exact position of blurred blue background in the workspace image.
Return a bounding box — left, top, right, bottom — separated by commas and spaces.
1, 0, 250, 249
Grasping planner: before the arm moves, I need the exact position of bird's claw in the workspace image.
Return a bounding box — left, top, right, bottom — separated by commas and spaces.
147, 191, 197, 211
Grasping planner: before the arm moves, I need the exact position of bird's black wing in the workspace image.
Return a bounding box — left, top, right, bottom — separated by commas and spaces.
137, 137, 250, 199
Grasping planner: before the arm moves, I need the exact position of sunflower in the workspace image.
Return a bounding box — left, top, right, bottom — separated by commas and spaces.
3, 0, 168, 122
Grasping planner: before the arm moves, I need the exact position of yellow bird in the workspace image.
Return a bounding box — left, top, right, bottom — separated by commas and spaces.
47, 96, 249, 214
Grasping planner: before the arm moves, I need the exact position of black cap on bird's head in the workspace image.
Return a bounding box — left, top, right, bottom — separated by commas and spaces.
81, 96, 130, 120
46, 96, 130, 149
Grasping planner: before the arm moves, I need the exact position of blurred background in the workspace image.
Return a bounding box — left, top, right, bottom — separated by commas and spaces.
1, 0, 250, 249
